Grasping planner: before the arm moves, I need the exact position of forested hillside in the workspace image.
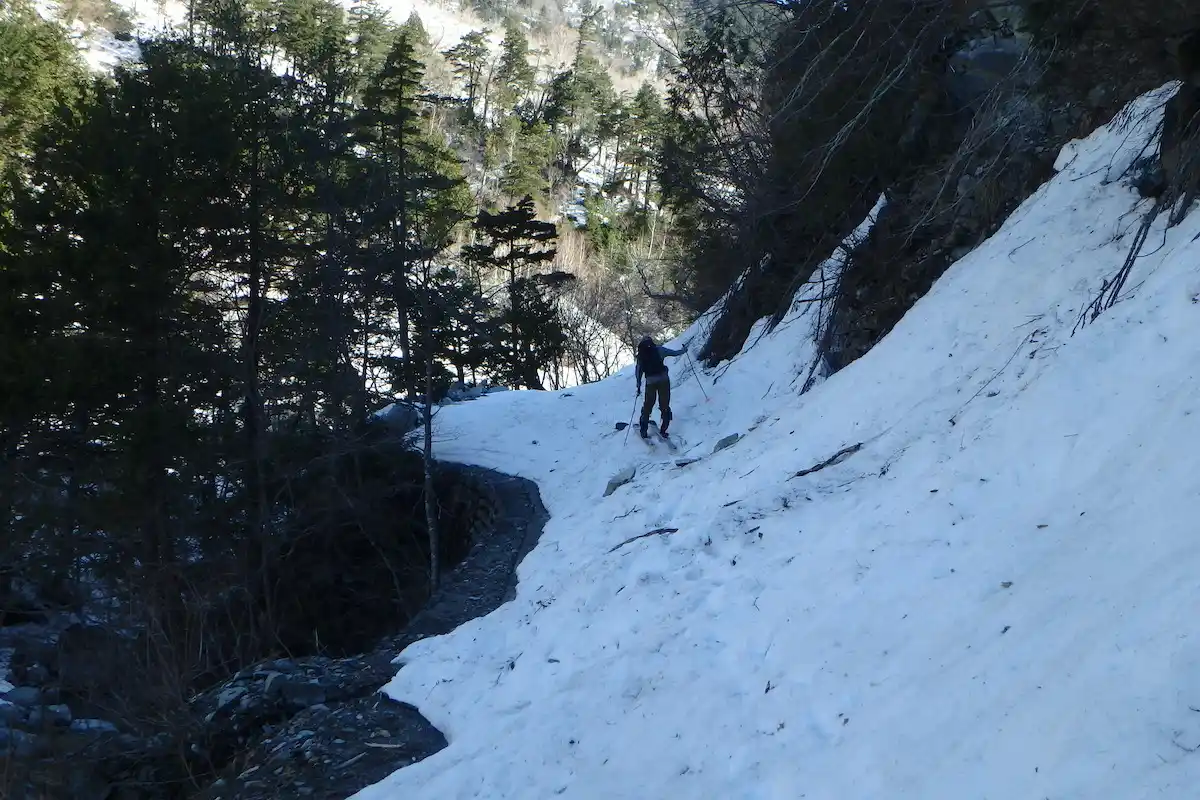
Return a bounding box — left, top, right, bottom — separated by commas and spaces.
1, 0, 699, 791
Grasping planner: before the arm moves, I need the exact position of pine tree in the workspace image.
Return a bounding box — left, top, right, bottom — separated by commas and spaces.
418, 265, 496, 385
443, 28, 490, 116
494, 19, 535, 112
626, 82, 662, 209
357, 31, 470, 590
0, 40, 249, 633
463, 196, 563, 389
358, 31, 467, 400
273, 0, 346, 76
542, 41, 616, 179
271, 4, 366, 429
499, 120, 554, 203
0, 0, 83, 208
400, 10, 429, 50
347, 0, 395, 95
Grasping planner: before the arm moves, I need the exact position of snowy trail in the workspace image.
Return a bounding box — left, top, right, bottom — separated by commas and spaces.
355, 83, 1200, 799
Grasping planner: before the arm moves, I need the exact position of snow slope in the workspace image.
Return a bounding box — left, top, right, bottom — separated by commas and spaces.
357, 83, 1200, 799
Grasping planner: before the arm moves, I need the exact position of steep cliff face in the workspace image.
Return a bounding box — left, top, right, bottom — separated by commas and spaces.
823, 5, 1200, 373
702, 1, 1200, 374
1160, 30, 1200, 215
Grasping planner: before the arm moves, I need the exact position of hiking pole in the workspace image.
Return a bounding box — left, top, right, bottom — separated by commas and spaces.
686, 349, 710, 402
622, 390, 638, 445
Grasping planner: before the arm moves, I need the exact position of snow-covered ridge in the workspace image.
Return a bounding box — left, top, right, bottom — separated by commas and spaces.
354, 82, 1200, 798
51, 0, 664, 80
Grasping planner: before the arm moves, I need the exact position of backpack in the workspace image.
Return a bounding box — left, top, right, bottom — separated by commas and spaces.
637, 339, 666, 376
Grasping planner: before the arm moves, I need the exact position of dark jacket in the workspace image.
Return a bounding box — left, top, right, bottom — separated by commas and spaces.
635, 343, 684, 386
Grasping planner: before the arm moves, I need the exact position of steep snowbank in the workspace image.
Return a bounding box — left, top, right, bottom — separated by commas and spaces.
357, 83, 1200, 799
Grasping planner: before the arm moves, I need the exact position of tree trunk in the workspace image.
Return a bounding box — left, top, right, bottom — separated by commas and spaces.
244, 133, 272, 640
360, 299, 371, 421
320, 72, 346, 429
507, 261, 521, 388
423, 321, 439, 593
138, 354, 169, 574
478, 59, 497, 159
391, 117, 417, 403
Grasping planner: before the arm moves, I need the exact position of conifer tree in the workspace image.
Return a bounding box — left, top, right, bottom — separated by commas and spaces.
627, 82, 663, 209
463, 196, 563, 389
495, 19, 535, 112
358, 31, 467, 400
443, 28, 490, 115
0, 0, 83, 208
348, 0, 395, 95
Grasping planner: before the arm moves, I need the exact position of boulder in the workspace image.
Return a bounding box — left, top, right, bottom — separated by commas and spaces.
712, 433, 742, 454
280, 680, 327, 711
4, 686, 41, 707
70, 718, 120, 735
371, 402, 420, 433
0, 701, 27, 725
23, 662, 50, 685
28, 703, 72, 728
8, 728, 45, 758
603, 466, 636, 497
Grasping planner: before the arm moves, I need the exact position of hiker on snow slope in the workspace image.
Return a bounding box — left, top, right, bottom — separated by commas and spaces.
635, 335, 685, 439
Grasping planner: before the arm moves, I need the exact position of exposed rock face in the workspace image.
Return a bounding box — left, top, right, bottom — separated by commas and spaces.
1180, 29, 1200, 87
1161, 29, 1200, 211
818, 8, 1200, 374
700, 2, 1194, 374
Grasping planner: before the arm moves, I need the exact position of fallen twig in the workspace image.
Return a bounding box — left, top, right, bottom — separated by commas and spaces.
612, 506, 640, 521
338, 753, 368, 769
790, 442, 864, 479
608, 527, 680, 553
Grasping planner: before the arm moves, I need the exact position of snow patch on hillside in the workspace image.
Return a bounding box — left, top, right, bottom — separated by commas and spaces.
375, 0, 482, 49
354, 83, 1200, 800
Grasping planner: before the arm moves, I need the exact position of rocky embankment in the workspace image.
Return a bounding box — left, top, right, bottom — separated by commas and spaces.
0, 463, 548, 800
